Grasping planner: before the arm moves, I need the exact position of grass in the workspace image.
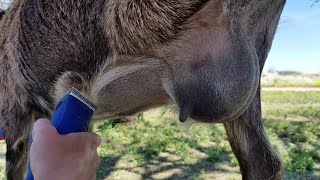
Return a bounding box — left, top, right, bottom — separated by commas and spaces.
94, 111, 320, 179
0, 91, 319, 179
262, 91, 320, 120
94, 91, 320, 179
314, 80, 320, 87
265, 120, 320, 173
261, 73, 320, 87
95, 112, 238, 180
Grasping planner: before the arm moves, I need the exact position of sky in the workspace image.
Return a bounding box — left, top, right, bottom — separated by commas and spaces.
1, 0, 319, 73
264, 0, 320, 73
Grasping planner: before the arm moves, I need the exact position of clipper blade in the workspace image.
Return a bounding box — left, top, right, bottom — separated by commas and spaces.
67, 88, 97, 112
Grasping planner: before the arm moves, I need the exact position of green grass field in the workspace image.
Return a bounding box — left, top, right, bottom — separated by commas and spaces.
0, 91, 319, 179
94, 91, 320, 180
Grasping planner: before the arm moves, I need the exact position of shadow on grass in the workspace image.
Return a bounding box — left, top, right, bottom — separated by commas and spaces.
97, 148, 238, 180
97, 156, 121, 179
96, 118, 320, 180
264, 120, 320, 179
96, 134, 238, 180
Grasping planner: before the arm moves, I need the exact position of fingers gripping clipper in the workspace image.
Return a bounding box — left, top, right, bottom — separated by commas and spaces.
25, 88, 96, 180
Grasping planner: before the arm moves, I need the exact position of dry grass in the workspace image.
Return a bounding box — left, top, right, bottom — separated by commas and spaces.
261, 73, 320, 87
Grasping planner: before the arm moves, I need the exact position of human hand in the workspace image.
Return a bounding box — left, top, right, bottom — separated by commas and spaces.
30, 119, 101, 180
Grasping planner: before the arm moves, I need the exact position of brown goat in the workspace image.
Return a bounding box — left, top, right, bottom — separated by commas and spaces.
0, 0, 286, 179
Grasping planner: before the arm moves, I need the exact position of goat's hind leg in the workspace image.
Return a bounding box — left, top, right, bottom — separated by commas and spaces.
1, 104, 32, 180
223, 91, 283, 180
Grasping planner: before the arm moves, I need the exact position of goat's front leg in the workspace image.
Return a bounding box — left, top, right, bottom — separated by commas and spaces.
223, 88, 283, 180
5, 134, 30, 180
1, 103, 32, 180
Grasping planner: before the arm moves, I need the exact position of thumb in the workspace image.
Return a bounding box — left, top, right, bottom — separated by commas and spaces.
32, 118, 57, 140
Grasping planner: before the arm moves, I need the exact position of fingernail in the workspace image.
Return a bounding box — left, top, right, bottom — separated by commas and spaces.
32, 118, 50, 138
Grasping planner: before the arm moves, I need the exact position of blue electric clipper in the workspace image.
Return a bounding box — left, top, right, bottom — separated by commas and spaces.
0, 129, 5, 141
26, 88, 96, 180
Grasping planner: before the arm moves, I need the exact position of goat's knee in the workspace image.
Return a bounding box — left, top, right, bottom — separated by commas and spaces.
224, 118, 283, 180
223, 92, 283, 180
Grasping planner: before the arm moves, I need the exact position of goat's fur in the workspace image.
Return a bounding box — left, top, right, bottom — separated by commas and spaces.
0, 0, 286, 179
